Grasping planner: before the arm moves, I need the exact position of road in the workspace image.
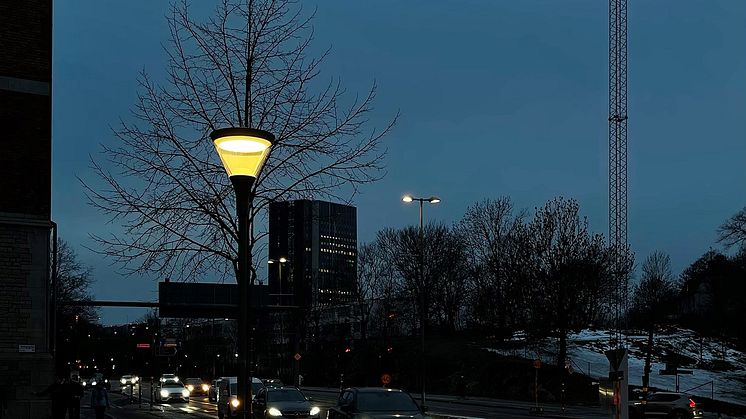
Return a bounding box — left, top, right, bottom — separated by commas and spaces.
98, 383, 729, 419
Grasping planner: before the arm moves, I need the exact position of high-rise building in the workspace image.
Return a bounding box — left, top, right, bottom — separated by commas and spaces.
268, 200, 357, 308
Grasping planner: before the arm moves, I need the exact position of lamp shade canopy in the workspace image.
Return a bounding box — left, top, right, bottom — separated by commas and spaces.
210, 127, 274, 178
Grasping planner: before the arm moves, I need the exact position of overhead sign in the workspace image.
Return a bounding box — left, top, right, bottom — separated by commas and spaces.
293, 353, 302, 361
158, 281, 268, 318
136, 343, 151, 349
18, 344, 36, 353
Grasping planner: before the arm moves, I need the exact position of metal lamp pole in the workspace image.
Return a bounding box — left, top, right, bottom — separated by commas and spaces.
402, 194, 440, 408
211, 128, 274, 419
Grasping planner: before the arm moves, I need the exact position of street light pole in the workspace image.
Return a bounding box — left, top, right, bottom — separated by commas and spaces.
402, 194, 440, 409
211, 128, 274, 419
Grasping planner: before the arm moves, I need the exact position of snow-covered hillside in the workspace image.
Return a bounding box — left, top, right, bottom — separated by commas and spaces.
485, 328, 746, 406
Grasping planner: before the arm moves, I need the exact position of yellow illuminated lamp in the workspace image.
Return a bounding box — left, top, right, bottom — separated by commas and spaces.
402, 195, 413, 203
210, 127, 275, 178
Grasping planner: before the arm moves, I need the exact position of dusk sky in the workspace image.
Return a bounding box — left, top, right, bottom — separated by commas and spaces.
52, 1, 746, 325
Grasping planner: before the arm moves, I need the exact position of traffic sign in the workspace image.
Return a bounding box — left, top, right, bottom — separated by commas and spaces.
533, 359, 542, 369
136, 343, 150, 349
381, 373, 391, 385
293, 353, 302, 361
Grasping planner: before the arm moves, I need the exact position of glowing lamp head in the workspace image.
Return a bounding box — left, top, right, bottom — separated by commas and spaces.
279, 257, 287, 263
402, 195, 413, 203
428, 196, 441, 204
210, 128, 274, 178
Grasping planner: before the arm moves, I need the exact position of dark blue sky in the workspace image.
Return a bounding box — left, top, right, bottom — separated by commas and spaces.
53, 1, 746, 324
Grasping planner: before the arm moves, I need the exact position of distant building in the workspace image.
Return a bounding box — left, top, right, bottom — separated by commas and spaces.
268, 200, 357, 308
0, 1, 54, 417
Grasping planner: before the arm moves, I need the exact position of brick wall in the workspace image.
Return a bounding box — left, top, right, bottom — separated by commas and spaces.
0, 0, 54, 417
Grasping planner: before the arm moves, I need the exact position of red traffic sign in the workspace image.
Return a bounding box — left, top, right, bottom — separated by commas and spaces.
293, 353, 302, 361
136, 343, 151, 349
381, 373, 391, 385
533, 359, 542, 369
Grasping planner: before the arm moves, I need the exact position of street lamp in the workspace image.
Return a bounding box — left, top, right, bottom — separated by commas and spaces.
211, 127, 274, 419
401, 194, 440, 408
268, 257, 289, 305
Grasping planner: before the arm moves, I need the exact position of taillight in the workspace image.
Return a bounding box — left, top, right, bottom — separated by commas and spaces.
688, 399, 696, 408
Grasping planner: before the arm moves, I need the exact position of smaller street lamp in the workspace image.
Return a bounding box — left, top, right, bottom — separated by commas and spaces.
268, 257, 289, 305
401, 193, 441, 409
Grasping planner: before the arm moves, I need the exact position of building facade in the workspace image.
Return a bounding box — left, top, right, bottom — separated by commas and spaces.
0, 1, 54, 417
268, 200, 357, 309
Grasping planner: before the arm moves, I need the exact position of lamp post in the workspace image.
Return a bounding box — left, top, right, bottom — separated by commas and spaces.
267, 257, 289, 305
211, 127, 274, 419
401, 194, 440, 408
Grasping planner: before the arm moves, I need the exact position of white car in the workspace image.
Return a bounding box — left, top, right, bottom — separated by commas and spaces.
156, 382, 190, 403
159, 373, 180, 384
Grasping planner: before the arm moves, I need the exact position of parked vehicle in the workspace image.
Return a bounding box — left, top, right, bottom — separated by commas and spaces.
184, 378, 210, 396
252, 386, 320, 419
326, 387, 427, 419
629, 392, 704, 419
155, 382, 190, 403
217, 377, 265, 419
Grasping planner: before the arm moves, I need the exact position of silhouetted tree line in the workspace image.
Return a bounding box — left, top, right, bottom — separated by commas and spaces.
357, 196, 628, 367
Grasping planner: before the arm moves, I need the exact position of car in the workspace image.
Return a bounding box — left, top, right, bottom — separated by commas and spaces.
184, 378, 210, 396
159, 373, 180, 384
155, 382, 190, 403
252, 386, 320, 419
326, 387, 427, 419
260, 378, 284, 388
629, 392, 704, 419
217, 376, 265, 419
119, 374, 140, 394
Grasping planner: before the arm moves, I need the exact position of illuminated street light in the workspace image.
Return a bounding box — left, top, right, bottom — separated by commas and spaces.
211, 127, 274, 419
401, 193, 441, 409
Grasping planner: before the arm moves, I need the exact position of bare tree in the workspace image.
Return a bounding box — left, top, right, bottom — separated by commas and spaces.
718, 206, 746, 250
632, 251, 675, 404
83, 0, 396, 283
527, 197, 612, 367
55, 238, 97, 323
457, 197, 524, 335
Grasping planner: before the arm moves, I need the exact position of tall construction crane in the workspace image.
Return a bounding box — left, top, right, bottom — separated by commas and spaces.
607, 1, 630, 419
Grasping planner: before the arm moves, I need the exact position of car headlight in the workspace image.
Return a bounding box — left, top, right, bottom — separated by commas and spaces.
173, 376, 179, 382
160, 390, 169, 398
268, 407, 283, 416
131, 379, 137, 384
82, 382, 87, 386
310, 406, 320, 415
160, 378, 166, 382
231, 398, 240, 408
202, 384, 209, 392
120, 379, 126, 384
91, 381, 97, 386
134, 377, 139, 382
186, 385, 194, 391
182, 389, 190, 397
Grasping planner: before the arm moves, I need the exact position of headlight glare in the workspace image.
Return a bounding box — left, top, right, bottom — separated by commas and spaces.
310, 406, 320, 415
160, 390, 169, 398
231, 398, 240, 408
202, 384, 209, 392
268, 407, 283, 416
120, 379, 126, 384
182, 389, 190, 397
173, 376, 179, 382
186, 385, 194, 391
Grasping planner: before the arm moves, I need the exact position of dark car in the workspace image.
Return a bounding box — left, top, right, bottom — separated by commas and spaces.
261, 378, 285, 388
252, 387, 320, 419
184, 378, 210, 396
326, 387, 426, 419
629, 392, 704, 419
